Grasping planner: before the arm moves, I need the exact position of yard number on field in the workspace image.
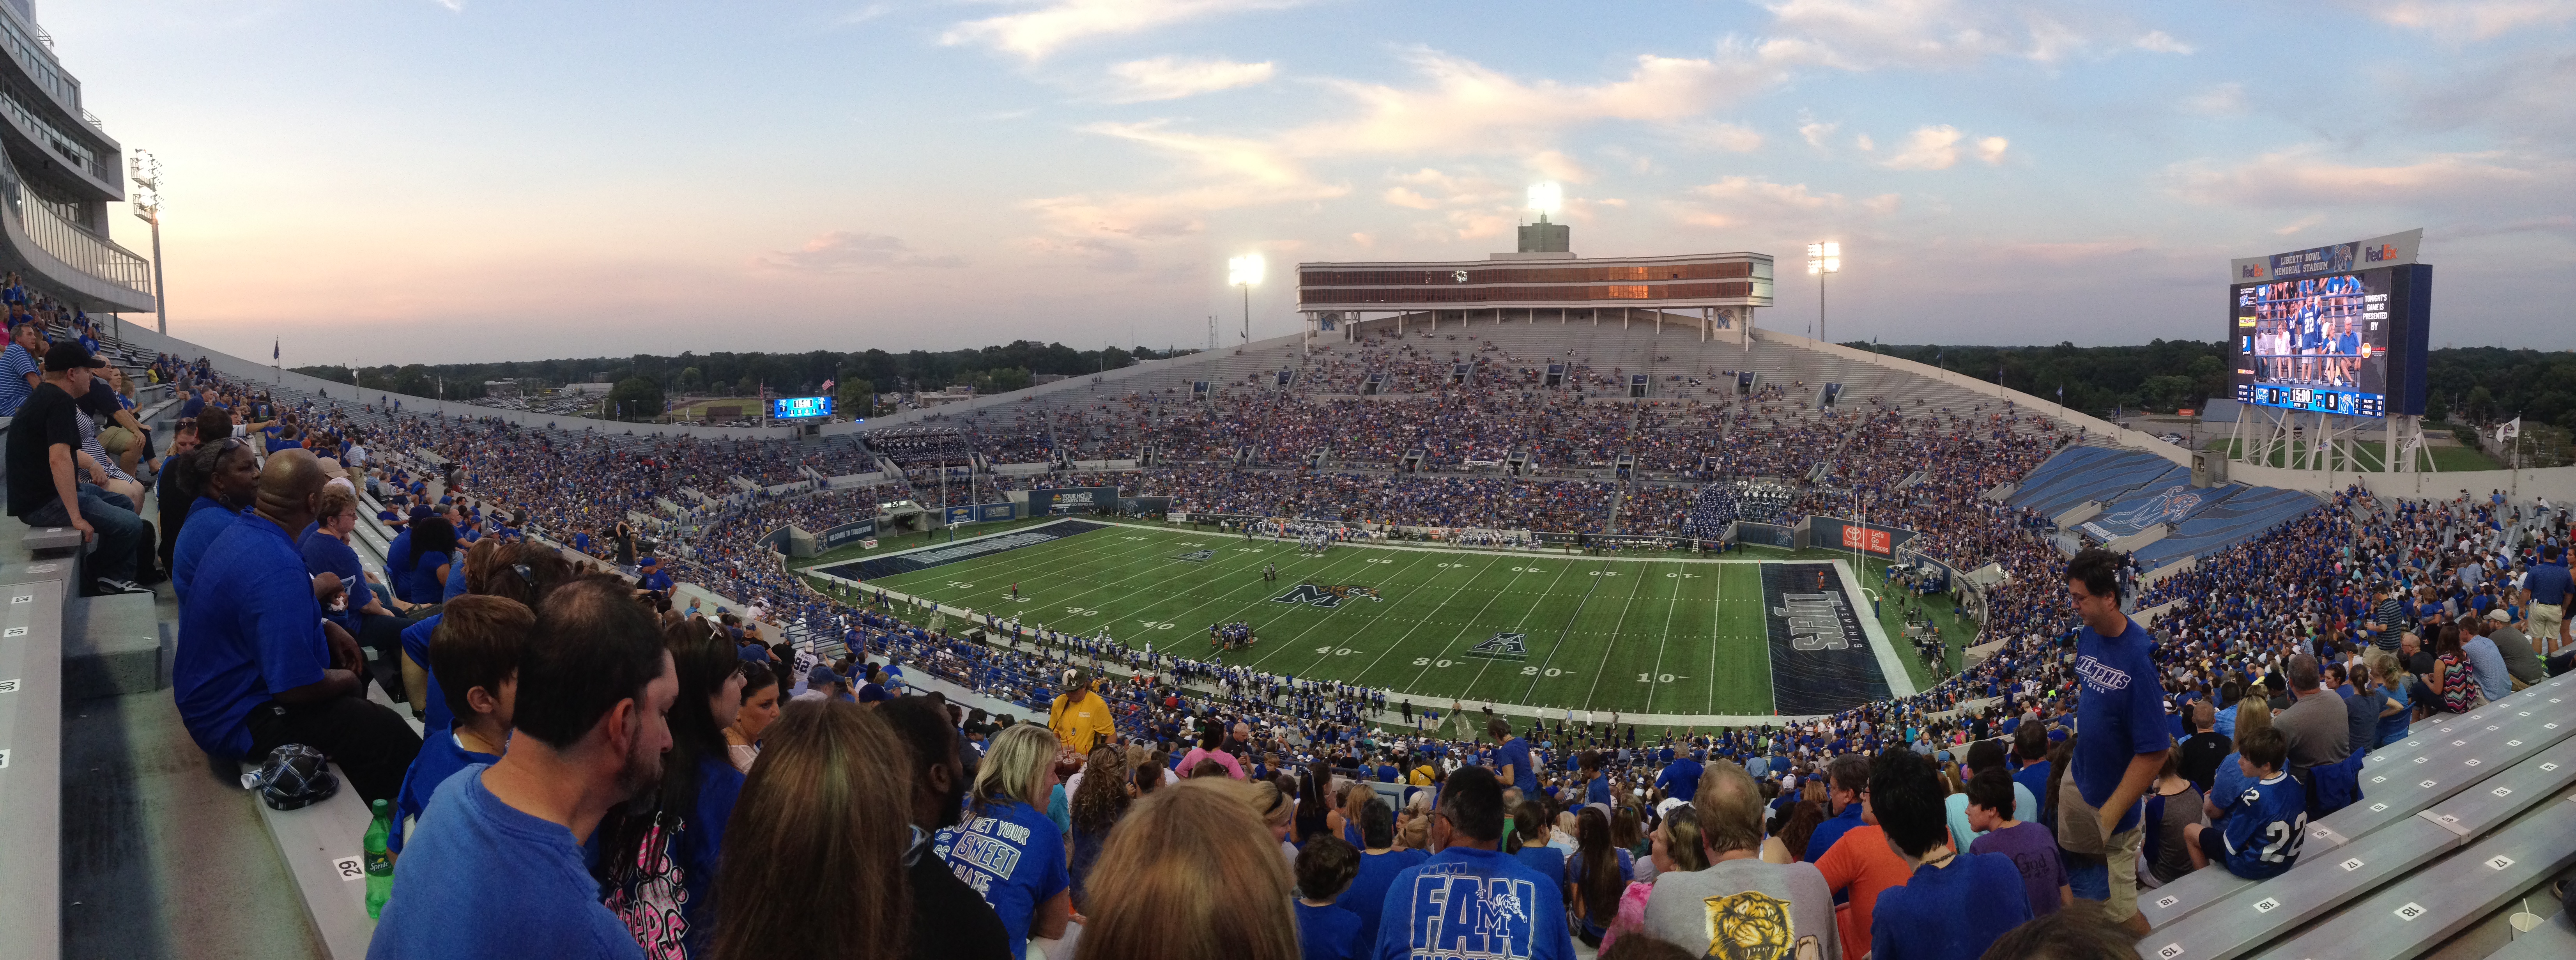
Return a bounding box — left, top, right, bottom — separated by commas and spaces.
1638, 673, 1686, 683
1314, 647, 1356, 656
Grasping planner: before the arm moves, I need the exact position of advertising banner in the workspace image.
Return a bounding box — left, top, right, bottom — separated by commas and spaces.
819, 519, 878, 551
2228, 228, 2422, 283
978, 503, 1016, 522
1120, 496, 1171, 515
945, 506, 975, 525
1031, 485, 1119, 514
1807, 517, 1917, 557
1737, 522, 1796, 549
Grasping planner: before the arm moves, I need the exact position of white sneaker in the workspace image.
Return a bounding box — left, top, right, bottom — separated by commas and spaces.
95, 577, 153, 595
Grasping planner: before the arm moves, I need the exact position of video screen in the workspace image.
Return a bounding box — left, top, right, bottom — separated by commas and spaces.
771, 396, 834, 419
2230, 270, 2391, 418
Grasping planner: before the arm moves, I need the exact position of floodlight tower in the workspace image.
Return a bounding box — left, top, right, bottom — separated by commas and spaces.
1807, 242, 1840, 344
1229, 253, 1263, 345
129, 150, 168, 334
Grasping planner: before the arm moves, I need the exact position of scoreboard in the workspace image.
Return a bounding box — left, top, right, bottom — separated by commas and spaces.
2227, 230, 2431, 419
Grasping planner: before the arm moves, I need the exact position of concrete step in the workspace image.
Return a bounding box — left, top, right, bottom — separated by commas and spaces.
64, 592, 165, 700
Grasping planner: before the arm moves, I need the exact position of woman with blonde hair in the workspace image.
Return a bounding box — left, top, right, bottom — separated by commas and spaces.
1599, 804, 1708, 954
2209, 694, 2274, 803
710, 699, 911, 960
1072, 778, 1300, 960
939, 723, 1070, 960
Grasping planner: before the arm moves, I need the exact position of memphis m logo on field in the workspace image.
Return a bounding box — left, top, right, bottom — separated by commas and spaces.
1773, 593, 1852, 652
1404, 873, 1538, 960
1271, 583, 1381, 608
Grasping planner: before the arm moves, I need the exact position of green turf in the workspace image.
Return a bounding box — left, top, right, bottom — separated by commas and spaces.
807, 522, 1931, 718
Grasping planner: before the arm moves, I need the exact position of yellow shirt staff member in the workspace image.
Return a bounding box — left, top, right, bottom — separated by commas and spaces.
1049, 667, 1117, 755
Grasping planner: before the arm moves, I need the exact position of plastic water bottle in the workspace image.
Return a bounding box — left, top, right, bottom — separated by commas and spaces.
363, 799, 394, 918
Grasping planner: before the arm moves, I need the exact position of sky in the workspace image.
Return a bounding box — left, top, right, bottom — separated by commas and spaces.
50, 0, 2576, 365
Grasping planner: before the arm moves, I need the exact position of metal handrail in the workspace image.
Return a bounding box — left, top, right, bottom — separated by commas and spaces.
0, 146, 151, 296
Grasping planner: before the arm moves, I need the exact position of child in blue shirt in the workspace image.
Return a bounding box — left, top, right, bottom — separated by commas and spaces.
390, 597, 529, 854
2186, 726, 2307, 880
1293, 835, 1364, 960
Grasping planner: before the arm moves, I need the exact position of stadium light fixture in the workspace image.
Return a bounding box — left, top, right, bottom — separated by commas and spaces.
129, 149, 168, 335
1806, 241, 1842, 344
1528, 182, 1563, 220
1229, 253, 1263, 344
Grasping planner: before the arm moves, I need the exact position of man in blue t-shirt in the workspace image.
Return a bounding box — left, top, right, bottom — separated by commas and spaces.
368, 577, 678, 960
2523, 544, 2571, 657
2184, 726, 2306, 880
2065, 548, 2170, 935
1805, 753, 1870, 862
1488, 717, 1537, 795
173, 450, 420, 803
1373, 766, 1574, 960
1866, 748, 2031, 960
1654, 750, 1705, 803
0, 321, 39, 416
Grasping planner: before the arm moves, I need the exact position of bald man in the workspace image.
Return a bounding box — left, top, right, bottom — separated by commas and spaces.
174, 449, 422, 802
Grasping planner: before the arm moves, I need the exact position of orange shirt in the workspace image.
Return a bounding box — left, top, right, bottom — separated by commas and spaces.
1815, 824, 1913, 959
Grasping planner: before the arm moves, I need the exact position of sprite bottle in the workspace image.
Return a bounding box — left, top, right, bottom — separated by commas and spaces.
364, 799, 394, 918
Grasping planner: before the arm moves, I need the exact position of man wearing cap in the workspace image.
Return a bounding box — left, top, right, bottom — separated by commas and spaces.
635, 556, 674, 595
4, 341, 150, 594
794, 664, 846, 703
1048, 667, 1116, 755
2476, 612, 2546, 691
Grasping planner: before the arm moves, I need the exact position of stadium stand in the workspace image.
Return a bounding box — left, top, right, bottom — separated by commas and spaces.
0, 289, 2565, 960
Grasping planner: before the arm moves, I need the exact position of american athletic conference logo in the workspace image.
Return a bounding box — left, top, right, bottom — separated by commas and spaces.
2076, 655, 2132, 692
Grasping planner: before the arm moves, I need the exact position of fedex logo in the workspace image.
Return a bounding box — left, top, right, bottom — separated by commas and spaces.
2239, 263, 2266, 279
2364, 243, 2399, 262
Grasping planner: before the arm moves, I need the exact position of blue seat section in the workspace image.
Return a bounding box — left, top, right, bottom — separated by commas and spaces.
2006, 447, 2174, 517
2130, 485, 2325, 569
2075, 473, 2243, 540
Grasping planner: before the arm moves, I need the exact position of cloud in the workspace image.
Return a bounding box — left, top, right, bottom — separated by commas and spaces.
1529, 149, 1591, 183
2365, 0, 2576, 39
1104, 56, 1276, 102
759, 232, 967, 272
1284, 47, 1794, 157
942, 0, 1308, 61
1854, 132, 1875, 151
430, 0, 462, 9
2273, 214, 2326, 236
1758, 0, 2133, 69
1798, 118, 1840, 151
1883, 125, 1964, 169
837, 4, 892, 26
1382, 187, 1438, 209
2182, 82, 2247, 116
1976, 136, 2010, 164
1679, 175, 1902, 226
2164, 146, 2550, 207
2132, 30, 2192, 53
1672, 122, 1765, 153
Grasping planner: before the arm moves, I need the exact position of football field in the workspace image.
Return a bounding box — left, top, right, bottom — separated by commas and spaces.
804, 520, 1918, 721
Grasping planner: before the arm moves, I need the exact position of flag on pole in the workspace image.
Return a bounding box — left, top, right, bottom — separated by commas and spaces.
821, 378, 835, 393
272, 338, 280, 360
2497, 417, 2522, 443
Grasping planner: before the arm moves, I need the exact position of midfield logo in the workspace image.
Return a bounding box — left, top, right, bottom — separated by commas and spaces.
1173, 549, 1215, 563
1271, 583, 1382, 608
1467, 632, 1529, 661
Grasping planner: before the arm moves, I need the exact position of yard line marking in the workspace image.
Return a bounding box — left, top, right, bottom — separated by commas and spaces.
1579, 559, 1655, 711
1458, 558, 1583, 697
1644, 563, 1685, 714
1380, 553, 1522, 693
1521, 560, 1609, 702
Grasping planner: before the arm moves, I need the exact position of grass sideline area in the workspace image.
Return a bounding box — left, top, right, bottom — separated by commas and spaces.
795, 520, 1972, 720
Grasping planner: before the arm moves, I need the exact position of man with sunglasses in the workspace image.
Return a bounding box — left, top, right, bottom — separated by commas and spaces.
5, 341, 151, 594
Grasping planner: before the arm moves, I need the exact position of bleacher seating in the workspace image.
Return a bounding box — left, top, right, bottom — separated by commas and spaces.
2139, 671, 2576, 960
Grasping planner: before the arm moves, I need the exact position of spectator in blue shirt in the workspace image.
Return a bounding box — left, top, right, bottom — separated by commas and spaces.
594, 618, 749, 959
2065, 548, 2171, 936
403, 517, 460, 605
170, 436, 259, 602
173, 450, 421, 803
1345, 799, 1428, 950
1653, 750, 1704, 803
2185, 726, 2307, 880
368, 575, 678, 960
1489, 716, 1536, 795
1372, 766, 1575, 960
1867, 747, 2033, 960
1293, 836, 1365, 960
389, 595, 529, 854
1804, 753, 1870, 862
0, 320, 40, 415
637, 556, 676, 595
934, 723, 1071, 958
2523, 545, 2571, 658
